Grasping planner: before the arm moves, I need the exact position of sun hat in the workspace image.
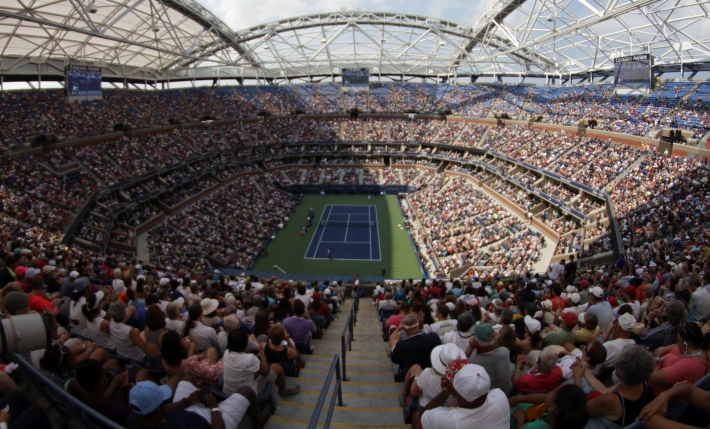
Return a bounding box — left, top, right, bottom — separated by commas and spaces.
201, 298, 219, 315
431, 343, 466, 374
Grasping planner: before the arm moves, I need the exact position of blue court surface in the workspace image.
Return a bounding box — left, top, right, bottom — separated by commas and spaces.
304, 205, 381, 260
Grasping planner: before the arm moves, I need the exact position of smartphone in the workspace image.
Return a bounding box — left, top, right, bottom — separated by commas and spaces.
200, 384, 211, 404
127, 365, 136, 384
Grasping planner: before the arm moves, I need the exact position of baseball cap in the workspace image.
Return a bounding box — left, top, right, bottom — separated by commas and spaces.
541, 300, 553, 310
578, 312, 586, 325
73, 277, 89, 294
473, 323, 495, 342
453, 364, 491, 402
578, 280, 590, 288
569, 293, 581, 304
618, 313, 636, 331
524, 315, 541, 335
14, 266, 28, 278
159, 278, 170, 286
622, 285, 637, 297
561, 312, 578, 327
589, 286, 604, 298
431, 343, 466, 374
69, 271, 79, 279
129, 381, 173, 415
4, 292, 28, 314
312, 292, 321, 299
42, 265, 56, 274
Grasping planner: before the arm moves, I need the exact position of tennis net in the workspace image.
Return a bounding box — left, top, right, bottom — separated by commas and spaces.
320, 220, 376, 227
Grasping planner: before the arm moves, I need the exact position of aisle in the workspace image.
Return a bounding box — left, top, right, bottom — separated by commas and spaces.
262, 300, 407, 429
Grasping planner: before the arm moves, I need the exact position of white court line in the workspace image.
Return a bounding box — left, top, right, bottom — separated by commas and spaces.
304, 256, 383, 261
367, 206, 377, 260
304, 205, 329, 258
343, 214, 350, 243
318, 241, 372, 244
311, 205, 332, 259
372, 205, 381, 260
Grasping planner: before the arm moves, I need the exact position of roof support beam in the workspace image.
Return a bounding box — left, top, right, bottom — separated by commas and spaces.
99, 0, 146, 34
0, 10, 211, 62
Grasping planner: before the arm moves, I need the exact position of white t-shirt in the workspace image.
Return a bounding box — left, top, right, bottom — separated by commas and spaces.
603, 338, 636, 368
441, 330, 474, 353
549, 263, 565, 280
165, 318, 184, 333
294, 293, 312, 309
415, 368, 454, 407
69, 296, 90, 337
428, 319, 458, 337
420, 388, 508, 429
222, 350, 259, 395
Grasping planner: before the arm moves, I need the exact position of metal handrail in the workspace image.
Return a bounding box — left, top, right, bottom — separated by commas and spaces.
307, 354, 344, 429
340, 290, 360, 380
341, 310, 354, 381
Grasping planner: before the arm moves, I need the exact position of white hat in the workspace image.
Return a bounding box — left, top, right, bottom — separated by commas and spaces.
569, 293, 581, 304
201, 298, 219, 315
524, 315, 541, 335
431, 343, 466, 374
618, 313, 636, 331
173, 297, 185, 309
114, 268, 122, 278
324, 289, 332, 297
92, 291, 105, 310
137, 275, 146, 282
445, 302, 456, 312
453, 364, 491, 402
541, 300, 553, 310
214, 270, 220, 274
578, 312, 586, 324
226, 294, 236, 305
589, 286, 604, 298
159, 278, 170, 286
566, 285, 577, 293
69, 271, 79, 279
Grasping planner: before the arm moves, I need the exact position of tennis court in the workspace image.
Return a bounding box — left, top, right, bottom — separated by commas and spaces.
304, 204, 381, 260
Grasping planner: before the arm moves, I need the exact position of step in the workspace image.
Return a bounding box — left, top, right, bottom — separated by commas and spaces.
265, 414, 408, 429
299, 368, 393, 382
284, 377, 400, 394
272, 401, 403, 425
302, 354, 391, 364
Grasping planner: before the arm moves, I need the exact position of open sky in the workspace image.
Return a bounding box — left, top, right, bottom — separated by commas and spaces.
195, 0, 496, 31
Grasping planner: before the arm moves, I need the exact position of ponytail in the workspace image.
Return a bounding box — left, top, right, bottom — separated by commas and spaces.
183, 303, 202, 337
82, 292, 97, 321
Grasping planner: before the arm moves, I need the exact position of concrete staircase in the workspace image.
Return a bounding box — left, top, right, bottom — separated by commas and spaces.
264, 301, 407, 429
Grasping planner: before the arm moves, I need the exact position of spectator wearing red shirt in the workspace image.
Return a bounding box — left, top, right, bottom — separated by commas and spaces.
385, 301, 410, 335
549, 284, 566, 312
27, 276, 61, 317
513, 346, 563, 393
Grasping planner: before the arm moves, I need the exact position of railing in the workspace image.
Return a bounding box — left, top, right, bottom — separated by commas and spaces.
307, 354, 344, 429
340, 291, 360, 381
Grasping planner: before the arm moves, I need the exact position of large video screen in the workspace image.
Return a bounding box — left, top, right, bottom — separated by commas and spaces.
66, 65, 102, 96
613, 54, 651, 92
341, 68, 369, 87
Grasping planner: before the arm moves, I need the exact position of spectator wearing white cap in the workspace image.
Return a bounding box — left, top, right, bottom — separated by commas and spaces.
516, 315, 543, 355
413, 363, 508, 429
60, 270, 80, 298
563, 293, 584, 315
602, 313, 637, 368
587, 286, 614, 331
404, 343, 464, 408
428, 303, 457, 336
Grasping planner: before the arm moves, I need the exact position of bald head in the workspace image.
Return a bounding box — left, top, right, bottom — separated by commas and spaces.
643, 284, 654, 299
401, 314, 419, 333
384, 292, 392, 300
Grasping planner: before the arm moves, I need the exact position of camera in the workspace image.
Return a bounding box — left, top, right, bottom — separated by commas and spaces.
0, 313, 52, 354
